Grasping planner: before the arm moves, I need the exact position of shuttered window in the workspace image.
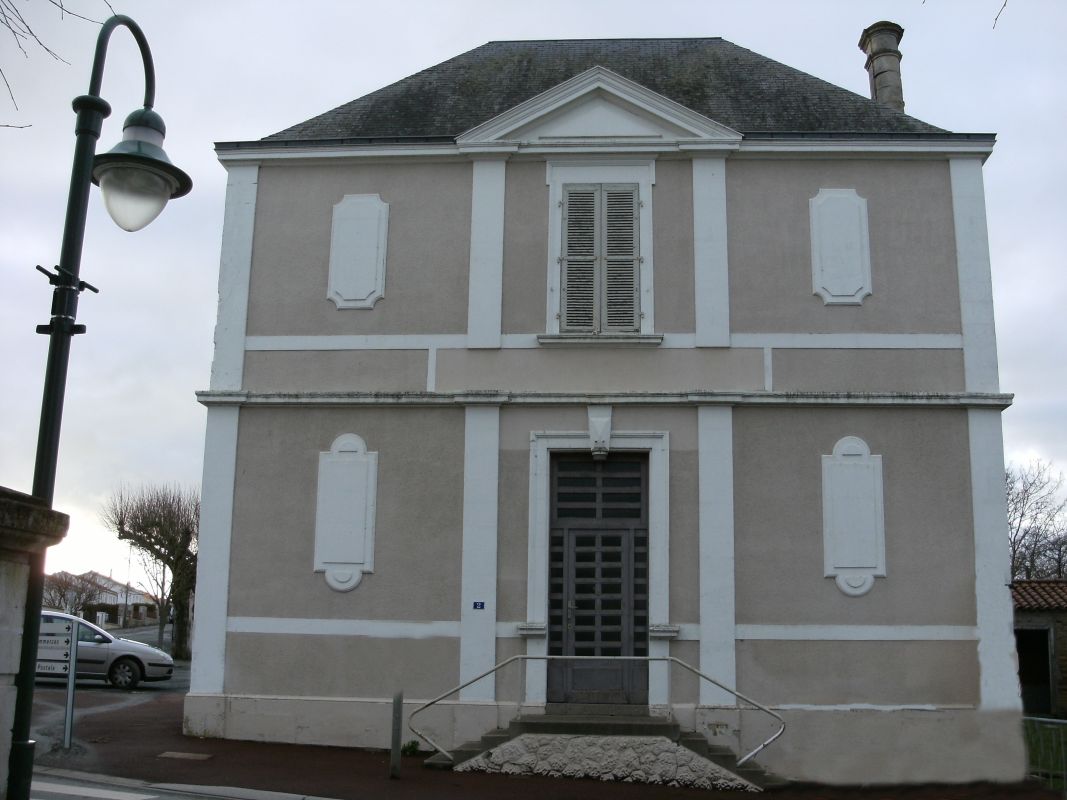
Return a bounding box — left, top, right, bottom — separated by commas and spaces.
561, 184, 640, 333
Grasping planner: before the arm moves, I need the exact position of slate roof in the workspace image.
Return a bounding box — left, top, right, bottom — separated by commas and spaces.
1012, 580, 1067, 612
250, 38, 958, 147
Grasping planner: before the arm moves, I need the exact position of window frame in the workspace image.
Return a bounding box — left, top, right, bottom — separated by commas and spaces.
545, 161, 656, 336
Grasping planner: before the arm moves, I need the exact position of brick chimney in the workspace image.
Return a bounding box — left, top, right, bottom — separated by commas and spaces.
858, 21, 905, 112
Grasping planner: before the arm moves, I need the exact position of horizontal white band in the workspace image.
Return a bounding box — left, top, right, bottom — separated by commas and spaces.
227, 618, 976, 643
216, 138, 993, 164
731, 333, 962, 349
246, 332, 960, 352
736, 624, 978, 641
200, 389, 1011, 409
228, 617, 460, 638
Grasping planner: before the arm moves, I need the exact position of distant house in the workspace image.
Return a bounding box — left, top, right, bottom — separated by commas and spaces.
80, 571, 153, 624
1012, 580, 1067, 716
187, 22, 1024, 784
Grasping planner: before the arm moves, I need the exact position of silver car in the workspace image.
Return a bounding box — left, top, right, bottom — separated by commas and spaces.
37, 610, 174, 690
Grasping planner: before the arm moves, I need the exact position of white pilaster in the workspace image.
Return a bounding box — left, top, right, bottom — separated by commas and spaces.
466, 159, 507, 349
189, 406, 240, 694
459, 406, 501, 700
647, 433, 671, 707
210, 165, 258, 391
697, 406, 737, 705
969, 408, 1023, 710
693, 157, 730, 347
950, 158, 1000, 393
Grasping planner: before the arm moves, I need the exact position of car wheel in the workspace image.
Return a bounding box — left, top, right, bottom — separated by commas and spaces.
108, 658, 141, 690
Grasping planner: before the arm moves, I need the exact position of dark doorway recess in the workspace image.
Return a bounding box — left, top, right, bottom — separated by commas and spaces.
547, 453, 649, 705
1016, 627, 1052, 715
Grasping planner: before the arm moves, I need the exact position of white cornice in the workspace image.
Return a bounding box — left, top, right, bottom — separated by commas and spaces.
737, 138, 995, 159
197, 389, 1012, 409
216, 136, 993, 164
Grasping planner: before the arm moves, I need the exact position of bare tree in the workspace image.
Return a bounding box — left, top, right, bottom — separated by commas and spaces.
1007, 461, 1067, 580
137, 550, 172, 650
42, 570, 104, 616
1, 0, 114, 115
101, 484, 198, 659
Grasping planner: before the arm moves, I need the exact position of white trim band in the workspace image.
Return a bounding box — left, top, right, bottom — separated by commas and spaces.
228, 617, 460, 638
736, 624, 978, 641
731, 333, 962, 349
244, 332, 961, 352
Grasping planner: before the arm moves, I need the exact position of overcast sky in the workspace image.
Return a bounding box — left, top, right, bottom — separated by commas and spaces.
1, 0, 1064, 588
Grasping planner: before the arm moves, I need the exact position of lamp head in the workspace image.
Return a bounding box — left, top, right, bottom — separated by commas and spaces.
92, 107, 192, 231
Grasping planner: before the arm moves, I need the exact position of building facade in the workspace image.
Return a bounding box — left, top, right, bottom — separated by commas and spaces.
186, 25, 1025, 783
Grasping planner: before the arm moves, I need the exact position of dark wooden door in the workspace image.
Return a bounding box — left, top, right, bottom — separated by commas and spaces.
547, 454, 648, 704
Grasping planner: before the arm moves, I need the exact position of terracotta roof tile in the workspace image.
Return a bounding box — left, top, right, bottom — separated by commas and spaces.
1012, 580, 1067, 611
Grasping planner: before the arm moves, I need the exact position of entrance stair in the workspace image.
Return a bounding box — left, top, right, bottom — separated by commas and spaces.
424, 704, 788, 790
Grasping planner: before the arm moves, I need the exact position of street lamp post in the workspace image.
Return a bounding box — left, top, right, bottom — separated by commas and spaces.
7, 16, 190, 800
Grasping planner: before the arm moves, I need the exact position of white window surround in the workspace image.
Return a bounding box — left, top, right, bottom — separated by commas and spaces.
524, 428, 670, 706
544, 161, 655, 336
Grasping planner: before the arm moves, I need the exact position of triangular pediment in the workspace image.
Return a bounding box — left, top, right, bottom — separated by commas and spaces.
457, 66, 741, 147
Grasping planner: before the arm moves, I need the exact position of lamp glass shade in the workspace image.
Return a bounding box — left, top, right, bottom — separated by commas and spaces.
97, 164, 174, 232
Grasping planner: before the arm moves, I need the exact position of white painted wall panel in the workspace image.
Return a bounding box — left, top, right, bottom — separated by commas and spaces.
327, 194, 389, 309
314, 433, 378, 592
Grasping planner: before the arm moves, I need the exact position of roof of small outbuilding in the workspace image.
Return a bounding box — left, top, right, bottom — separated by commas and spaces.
252, 37, 954, 147
1012, 580, 1067, 611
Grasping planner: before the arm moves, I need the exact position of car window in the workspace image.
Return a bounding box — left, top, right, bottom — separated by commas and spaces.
77, 623, 106, 643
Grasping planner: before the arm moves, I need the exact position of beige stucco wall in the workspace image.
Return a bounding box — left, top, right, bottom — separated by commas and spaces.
227, 407, 465, 620
436, 348, 762, 393
243, 350, 428, 393
652, 159, 695, 333
732, 407, 977, 625
736, 639, 978, 705
728, 159, 961, 334
733, 708, 1026, 784
501, 161, 549, 334
246, 162, 472, 336
772, 349, 966, 393
225, 633, 458, 698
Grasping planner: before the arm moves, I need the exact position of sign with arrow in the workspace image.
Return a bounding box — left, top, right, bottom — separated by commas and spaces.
37, 618, 79, 749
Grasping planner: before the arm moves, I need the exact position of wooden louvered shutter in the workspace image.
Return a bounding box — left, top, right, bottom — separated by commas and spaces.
561, 186, 598, 332
601, 185, 640, 332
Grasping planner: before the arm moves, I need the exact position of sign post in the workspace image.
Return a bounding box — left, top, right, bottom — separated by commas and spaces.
37, 619, 77, 748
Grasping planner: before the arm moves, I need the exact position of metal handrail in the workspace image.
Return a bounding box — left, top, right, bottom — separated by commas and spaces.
408, 654, 784, 768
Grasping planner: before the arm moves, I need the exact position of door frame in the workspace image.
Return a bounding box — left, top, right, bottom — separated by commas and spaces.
525, 429, 670, 707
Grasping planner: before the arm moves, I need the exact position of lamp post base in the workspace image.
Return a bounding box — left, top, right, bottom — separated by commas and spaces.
8, 739, 37, 800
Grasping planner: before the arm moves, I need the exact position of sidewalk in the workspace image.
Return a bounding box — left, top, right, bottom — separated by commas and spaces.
32, 690, 1060, 799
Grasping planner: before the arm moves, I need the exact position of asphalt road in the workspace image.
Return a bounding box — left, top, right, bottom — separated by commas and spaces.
110, 622, 174, 651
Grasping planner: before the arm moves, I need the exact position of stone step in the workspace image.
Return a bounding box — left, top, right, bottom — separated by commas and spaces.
426, 738, 488, 772
545, 702, 651, 717
510, 713, 679, 738
677, 730, 712, 758
423, 716, 789, 789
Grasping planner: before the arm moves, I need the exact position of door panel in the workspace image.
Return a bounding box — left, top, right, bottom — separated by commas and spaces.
547, 454, 648, 704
